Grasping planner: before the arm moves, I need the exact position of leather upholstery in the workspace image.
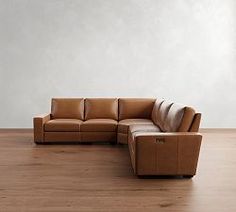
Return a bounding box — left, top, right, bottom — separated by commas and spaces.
81, 119, 117, 132
151, 99, 164, 125
119, 98, 155, 120
118, 119, 154, 134
44, 132, 80, 142
81, 132, 116, 142
85, 98, 118, 120
129, 124, 161, 134
33, 114, 51, 143
129, 132, 202, 176
51, 98, 84, 120
34, 97, 202, 177
178, 107, 196, 132
164, 103, 185, 132
34, 98, 200, 143
117, 119, 155, 144
117, 133, 128, 144
45, 119, 82, 132
152, 101, 196, 132
189, 113, 201, 132
152, 100, 173, 131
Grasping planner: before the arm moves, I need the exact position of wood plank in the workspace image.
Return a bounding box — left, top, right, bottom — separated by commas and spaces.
0, 129, 236, 211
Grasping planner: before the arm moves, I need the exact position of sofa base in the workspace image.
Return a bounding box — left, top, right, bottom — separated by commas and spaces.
117, 133, 128, 144
81, 132, 117, 143
44, 132, 80, 142
42, 132, 117, 143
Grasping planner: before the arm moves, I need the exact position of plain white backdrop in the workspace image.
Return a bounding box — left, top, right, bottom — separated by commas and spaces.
0, 0, 235, 128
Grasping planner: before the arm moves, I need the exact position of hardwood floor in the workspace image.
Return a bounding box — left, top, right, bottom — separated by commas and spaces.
0, 129, 236, 211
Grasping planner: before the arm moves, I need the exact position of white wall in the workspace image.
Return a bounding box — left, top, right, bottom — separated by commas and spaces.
0, 0, 235, 128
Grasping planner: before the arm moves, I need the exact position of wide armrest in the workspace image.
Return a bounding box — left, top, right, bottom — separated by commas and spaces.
33, 114, 51, 143
132, 132, 202, 175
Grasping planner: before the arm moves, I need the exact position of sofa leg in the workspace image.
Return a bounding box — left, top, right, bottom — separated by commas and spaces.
183, 175, 194, 179
34, 141, 44, 145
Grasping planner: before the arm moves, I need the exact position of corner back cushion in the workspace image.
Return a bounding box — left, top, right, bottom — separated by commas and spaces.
151, 99, 164, 125
85, 98, 118, 120
51, 98, 84, 120
153, 100, 173, 131
119, 98, 155, 120
164, 103, 196, 132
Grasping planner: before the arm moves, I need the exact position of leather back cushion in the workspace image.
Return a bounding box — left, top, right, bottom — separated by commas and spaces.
51, 98, 84, 120
153, 100, 173, 131
151, 99, 164, 125
119, 98, 155, 120
85, 98, 118, 120
164, 103, 196, 132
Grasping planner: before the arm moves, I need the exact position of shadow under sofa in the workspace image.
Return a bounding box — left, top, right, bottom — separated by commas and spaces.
34, 98, 202, 177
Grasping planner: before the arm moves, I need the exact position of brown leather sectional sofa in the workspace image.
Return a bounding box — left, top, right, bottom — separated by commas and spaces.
34, 98, 202, 177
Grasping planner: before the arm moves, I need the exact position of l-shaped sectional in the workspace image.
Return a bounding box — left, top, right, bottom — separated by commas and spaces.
34, 98, 202, 177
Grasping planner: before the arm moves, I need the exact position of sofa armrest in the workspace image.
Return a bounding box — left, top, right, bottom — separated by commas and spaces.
133, 132, 202, 176
33, 114, 51, 143
135, 132, 202, 155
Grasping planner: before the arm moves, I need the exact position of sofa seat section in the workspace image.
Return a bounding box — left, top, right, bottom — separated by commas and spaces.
44, 119, 83, 132
118, 119, 154, 134
80, 119, 117, 142
129, 124, 161, 134
81, 119, 118, 132
117, 119, 154, 144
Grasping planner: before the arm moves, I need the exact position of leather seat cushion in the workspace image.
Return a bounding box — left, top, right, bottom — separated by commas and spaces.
81, 119, 118, 132
45, 119, 83, 132
129, 124, 161, 134
51, 98, 84, 120
118, 119, 154, 134
119, 98, 155, 120
85, 98, 118, 120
